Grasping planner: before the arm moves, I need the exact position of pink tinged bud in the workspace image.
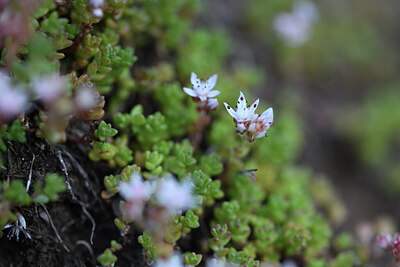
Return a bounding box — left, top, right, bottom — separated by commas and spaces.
206, 98, 219, 110
236, 123, 246, 133
377, 233, 392, 249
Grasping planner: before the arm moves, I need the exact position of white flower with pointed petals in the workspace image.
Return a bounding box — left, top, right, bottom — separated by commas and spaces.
183, 72, 220, 102
3, 213, 31, 241
224, 91, 259, 123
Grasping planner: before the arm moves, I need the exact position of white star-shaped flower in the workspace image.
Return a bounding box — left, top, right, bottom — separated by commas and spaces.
223, 91, 259, 123
183, 72, 220, 102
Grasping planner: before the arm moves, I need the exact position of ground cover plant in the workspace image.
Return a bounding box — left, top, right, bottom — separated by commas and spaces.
0, 0, 399, 266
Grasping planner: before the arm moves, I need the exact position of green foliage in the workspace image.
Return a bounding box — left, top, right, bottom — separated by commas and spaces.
0, 173, 66, 229
102, 164, 141, 198
199, 154, 223, 177
153, 82, 198, 137
144, 150, 164, 178
177, 29, 229, 78
0, 120, 26, 152
192, 170, 223, 206
183, 252, 202, 267
97, 240, 122, 267
163, 140, 196, 178
97, 249, 117, 267
227, 248, 260, 267
329, 252, 359, 267
209, 223, 232, 257
3, 180, 31, 205
165, 210, 199, 243
42, 173, 67, 201
94, 121, 118, 141
0, 0, 363, 265
138, 231, 157, 260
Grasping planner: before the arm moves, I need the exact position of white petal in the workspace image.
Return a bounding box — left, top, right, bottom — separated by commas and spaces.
205, 74, 218, 91
18, 214, 27, 229
183, 87, 197, 97
224, 102, 237, 118
255, 130, 267, 139
199, 95, 207, 102
190, 72, 201, 88
248, 122, 256, 132
207, 90, 220, 98
261, 107, 273, 123
237, 91, 247, 111
3, 223, 12, 229
248, 99, 260, 116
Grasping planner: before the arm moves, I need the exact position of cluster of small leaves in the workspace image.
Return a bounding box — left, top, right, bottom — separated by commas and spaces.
97, 240, 122, 267
102, 164, 140, 199
89, 121, 133, 167
0, 174, 66, 230
192, 170, 223, 206
138, 231, 157, 260
183, 252, 202, 267
0, 120, 26, 152
165, 210, 200, 243
153, 82, 198, 137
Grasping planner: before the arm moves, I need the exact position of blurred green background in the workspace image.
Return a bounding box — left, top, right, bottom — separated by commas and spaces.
199, 0, 400, 230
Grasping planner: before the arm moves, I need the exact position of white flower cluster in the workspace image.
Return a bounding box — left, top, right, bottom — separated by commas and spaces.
119, 173, 196, 221
182, 72, 274, 141
183, 72, 220, 110
224, 91, 273, 142
273, 0, 319, 46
